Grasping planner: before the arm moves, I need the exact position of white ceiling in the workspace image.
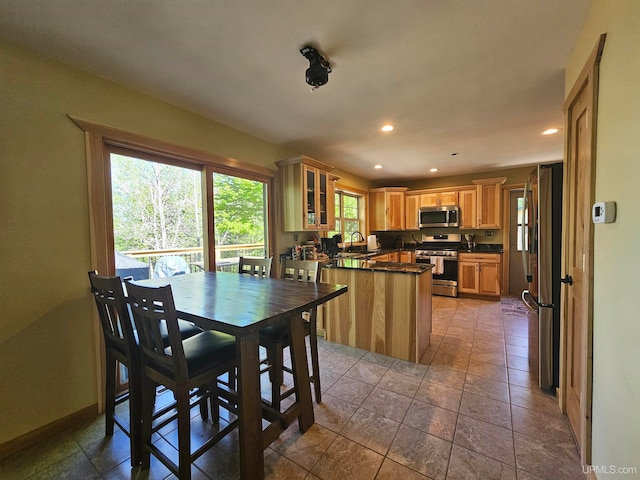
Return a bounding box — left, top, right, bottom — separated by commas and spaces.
0, 0, 592, 181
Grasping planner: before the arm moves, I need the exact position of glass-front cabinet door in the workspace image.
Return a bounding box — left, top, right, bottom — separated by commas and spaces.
304, 164, 317, 228
318, 170, 328, 227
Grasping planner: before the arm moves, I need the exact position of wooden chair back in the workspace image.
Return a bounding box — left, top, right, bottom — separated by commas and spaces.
280, 258, 321, 283
88, 271, 137, 361
238, 256, 273, 277
125, 281, 188, 382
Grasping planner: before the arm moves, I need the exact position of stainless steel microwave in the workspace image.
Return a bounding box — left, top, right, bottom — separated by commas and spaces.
418, 206, 460, 228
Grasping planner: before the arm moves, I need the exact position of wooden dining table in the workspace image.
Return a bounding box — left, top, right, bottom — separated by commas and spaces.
135, 271, 347, 479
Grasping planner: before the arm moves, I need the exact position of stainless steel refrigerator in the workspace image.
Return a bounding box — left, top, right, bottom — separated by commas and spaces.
521, 163, 563, 392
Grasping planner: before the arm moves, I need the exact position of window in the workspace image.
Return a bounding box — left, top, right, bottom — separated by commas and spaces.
329, 189, 364, 242
516, 196, 528, 251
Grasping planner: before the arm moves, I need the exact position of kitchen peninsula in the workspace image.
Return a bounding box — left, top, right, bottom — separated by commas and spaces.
322, 257, 433, 363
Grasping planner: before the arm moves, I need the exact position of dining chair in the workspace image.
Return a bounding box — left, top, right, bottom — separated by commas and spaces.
88, 271, 143, 467
259, 259, 322, 412
238, 256, 273, 277
125, 280, 239, 480
88, 271, 210, 467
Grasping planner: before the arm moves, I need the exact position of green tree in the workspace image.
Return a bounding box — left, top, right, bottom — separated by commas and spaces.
213, 173, 265, 246
111, 155, 201, 251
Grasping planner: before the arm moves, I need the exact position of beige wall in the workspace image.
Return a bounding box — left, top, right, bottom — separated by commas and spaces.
0, 41, 307, 446
565, 1, 640, 476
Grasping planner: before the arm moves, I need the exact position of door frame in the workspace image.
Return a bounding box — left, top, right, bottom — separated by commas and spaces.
559, 34, 606, 466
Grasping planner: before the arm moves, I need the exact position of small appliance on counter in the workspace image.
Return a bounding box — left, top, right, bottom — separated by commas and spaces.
321, 234, 342, 258
464, 234, 476, 250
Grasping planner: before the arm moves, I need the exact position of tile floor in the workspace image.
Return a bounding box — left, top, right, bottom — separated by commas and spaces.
0, 296, 586, 480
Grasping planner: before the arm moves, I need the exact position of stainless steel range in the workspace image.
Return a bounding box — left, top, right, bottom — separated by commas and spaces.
415, 234, 461, 297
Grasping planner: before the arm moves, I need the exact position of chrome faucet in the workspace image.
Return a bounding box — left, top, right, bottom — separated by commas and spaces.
351, 231, 365, 247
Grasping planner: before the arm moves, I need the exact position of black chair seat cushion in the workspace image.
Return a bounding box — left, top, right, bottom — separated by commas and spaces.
165, 320, 203, 346
259, 320, 310, 344
160, 330, 236, 378
133, 320, 203, 347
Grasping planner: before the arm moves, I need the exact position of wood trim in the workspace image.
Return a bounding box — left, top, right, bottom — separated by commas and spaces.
69, 115, 276, 178
275, 155, 334, 172
335, 182, 368, 196
472, 176, 507, 185
0, 405, 98, 460
560, 33, 606, 467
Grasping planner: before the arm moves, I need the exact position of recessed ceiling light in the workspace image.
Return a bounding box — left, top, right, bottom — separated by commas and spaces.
430, 168, 439, 173
450, 152, 458, 156
374, 164, 383, 169
542, 128, 559, 135
380, 124, 394, 132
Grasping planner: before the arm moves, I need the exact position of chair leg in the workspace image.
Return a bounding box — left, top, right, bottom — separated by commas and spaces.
139, 378, 156, 470
176, 387, 192, 480
104, 356, 117, 436
127, 367, 143, 466
309, 327, 322, 404
270, 343, 284, 412
197, 387, 209, 421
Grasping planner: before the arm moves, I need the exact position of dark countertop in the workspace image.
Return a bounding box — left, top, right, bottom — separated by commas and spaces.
325, 258, 433, 274
459, 243, 504, 253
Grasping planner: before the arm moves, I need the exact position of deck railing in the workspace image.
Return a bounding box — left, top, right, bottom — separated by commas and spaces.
120, 243, 266, 276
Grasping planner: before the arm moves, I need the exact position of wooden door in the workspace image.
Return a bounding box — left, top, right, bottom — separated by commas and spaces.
458, 262, 478, 293
420, 193, 438, 207
387, 192, 405, 230
439, 191, 459, 206
565, 83, 591, 454
478, 262, 500, 296
458, 188, 477, 229
405, 194, 420, 230
478, 183, 501, 228
562, 34, 605, 464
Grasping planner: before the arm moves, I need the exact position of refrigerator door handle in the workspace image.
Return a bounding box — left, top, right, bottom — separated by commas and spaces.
522, 289, 554, 311
521, 289, 538, 312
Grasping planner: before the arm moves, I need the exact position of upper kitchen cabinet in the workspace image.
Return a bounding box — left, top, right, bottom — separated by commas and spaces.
458, 188, 478, 229
369, 187, 407, 231
473, 177, 506, 229
420, 191, 459, 207
277, 156, 338, 232
405, 193, 420, 230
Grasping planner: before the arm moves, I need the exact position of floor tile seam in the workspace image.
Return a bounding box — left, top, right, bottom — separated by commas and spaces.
450, 443, 518, 478
271, 434, 327, 476
453, 413, 516, 467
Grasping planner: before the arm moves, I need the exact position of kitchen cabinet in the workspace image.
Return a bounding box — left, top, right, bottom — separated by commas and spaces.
420, 191, 459, 207
458, 252, 501, 297
405, 194, 420, 230
277, 156, 338, 232
369, 187, 407, 231
458, 188, 478, 229
473, 177, 505, 229
399, 250, 415, 263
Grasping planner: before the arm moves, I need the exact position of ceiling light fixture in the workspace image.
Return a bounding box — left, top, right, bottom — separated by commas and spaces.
430, 168, 439, 173
300, 45, 332, 91
374, 164, 383, 169
380, 124, 394, 132
450, 152, 458, 156
542, 128, 559, 135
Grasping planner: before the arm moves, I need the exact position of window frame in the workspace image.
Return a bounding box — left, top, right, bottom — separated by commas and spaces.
330, 184, 367, 242
71, 115, 276, 411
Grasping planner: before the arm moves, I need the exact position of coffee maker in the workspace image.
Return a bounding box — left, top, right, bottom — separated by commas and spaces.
464, 234, 476, 250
